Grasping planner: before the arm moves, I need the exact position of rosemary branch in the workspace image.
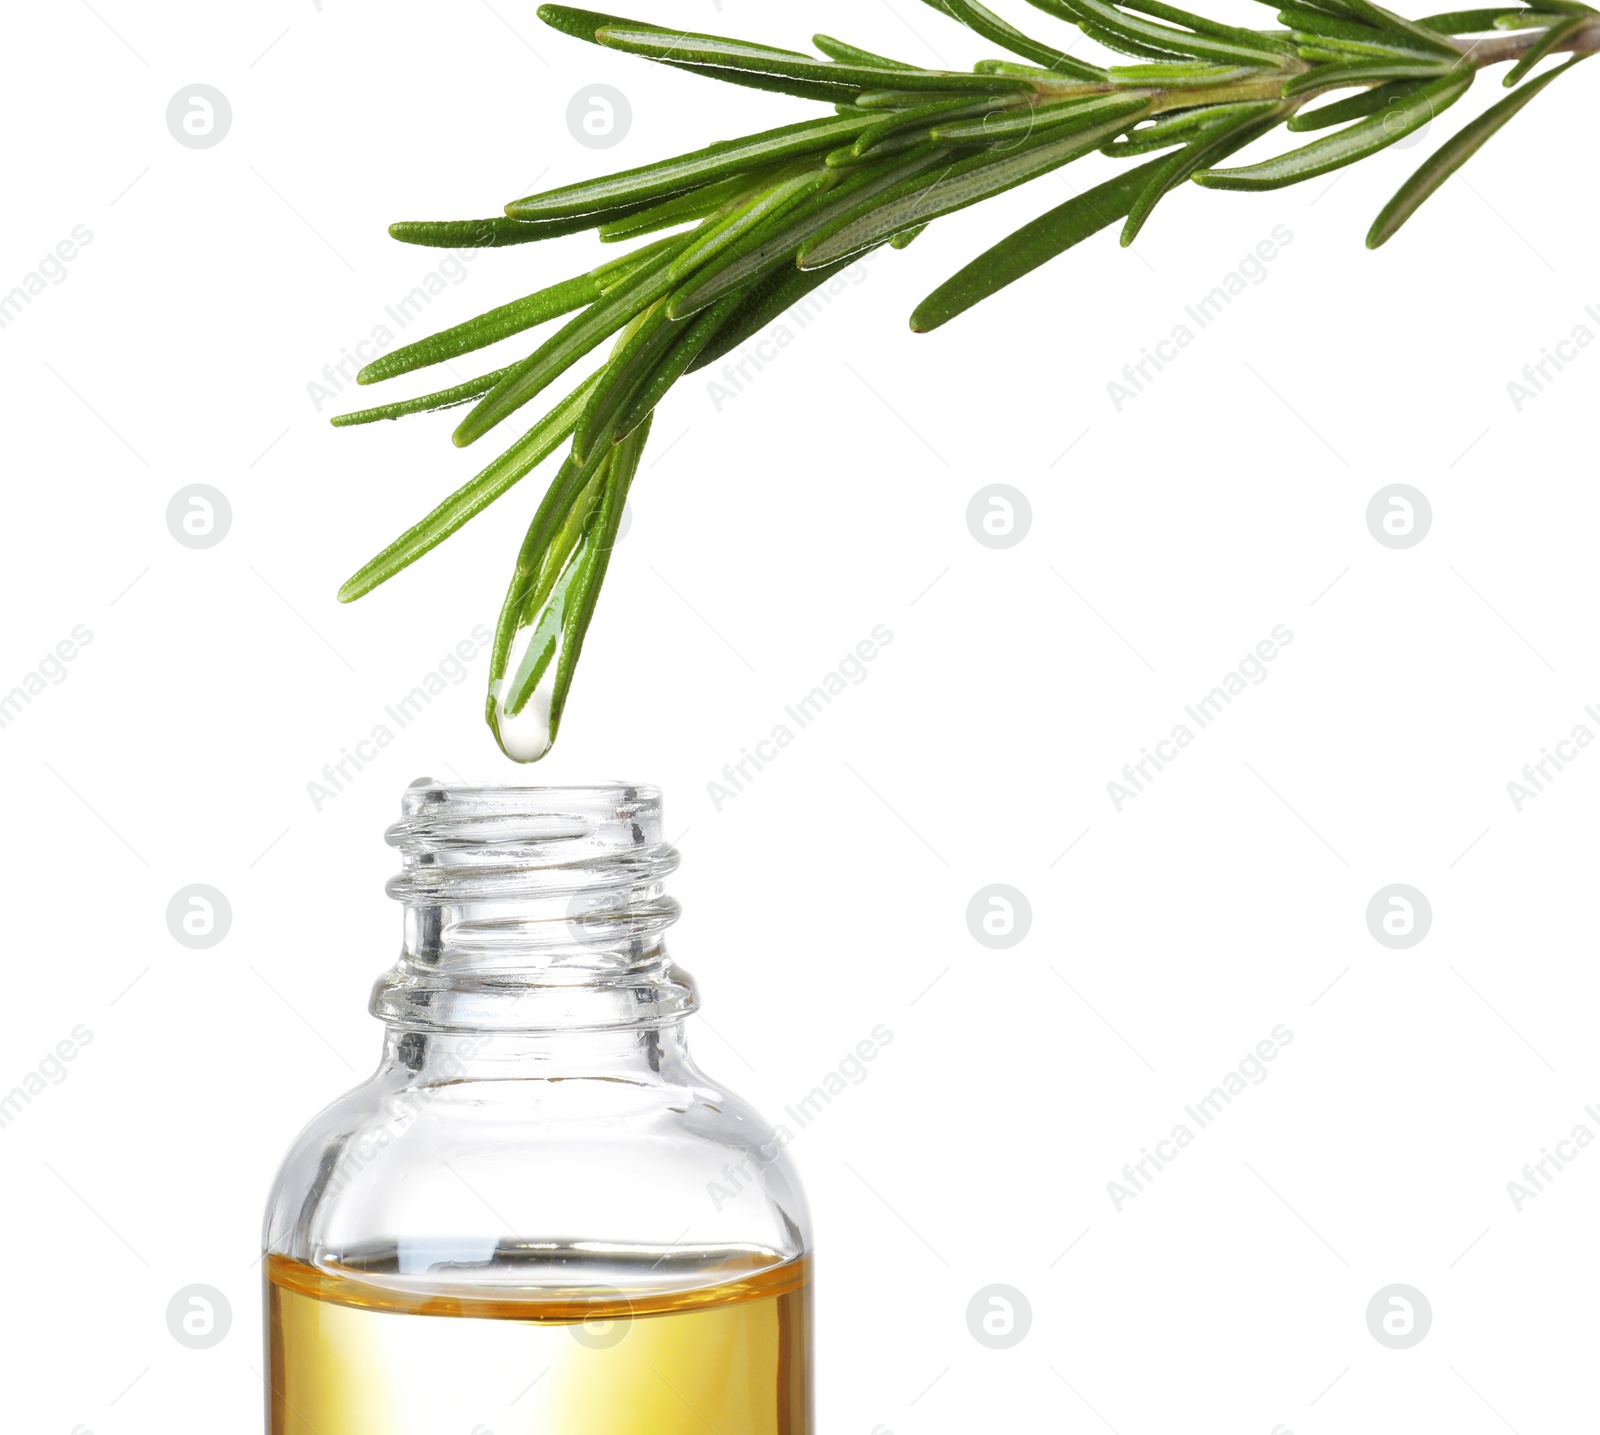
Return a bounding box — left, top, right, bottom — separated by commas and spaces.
333, 0, 1595, 761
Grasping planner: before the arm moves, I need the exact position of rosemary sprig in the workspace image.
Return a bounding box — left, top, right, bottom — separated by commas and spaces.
334, 0, 1598, 761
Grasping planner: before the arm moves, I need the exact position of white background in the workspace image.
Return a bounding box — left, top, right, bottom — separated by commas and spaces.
3, 0, 1598, 1431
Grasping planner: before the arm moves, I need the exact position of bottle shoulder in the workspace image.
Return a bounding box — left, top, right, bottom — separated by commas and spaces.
264, 1061, 810, 1280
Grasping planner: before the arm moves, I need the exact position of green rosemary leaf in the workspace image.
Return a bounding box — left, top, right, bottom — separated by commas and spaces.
801, 112, 1155, 267
1077, 15, 1206, 58
1419, 6, 1537, 26
330, 367, 513, 427
536, 5, 636, 42
505, 114, 878, 220
813, 33, 917, 68
1103, 116, 1209, 156
357, 274, 603, 386
853, 86, 1016, 107
572, 302, 673, 461
828, 129, 941, 167
1309, 36, 1438, 64
509, 444, 609, 588
854, 96, 1022, 155
337, 373, 604, 602
1335, 0, 1467, 51
666, 146, 952, 316
667, 170, 835, 281
1124, 0, 1302, 53
611, 291, 746, 438
1510, 0, 1596, 14
1494, 9, 1572, 24
347, 234, 681, 404
1285, 76, 1424, 125
496, 451, 612, 718
662, 62, 864, 104
1297, 44, 1374, 58
825, 144, 870, 169
1279, 5, 1394, 38
597, 23, 818, 64
687, 254, 876, 373
664, 169, 860, 319
1105, 99, 1282, 152
453, 240, 686, 447
388, 216, 599, 247
1503, 11, 1592, 80
1246, 0, 1366, 19
597, 174, 764, 243
1122, 104, 1283, 240
542, 416, 652, 741
594, 24, 1037, 94
543, 0, 939, 101
1197, 65, 1473, 186
589, 234, 695, 290
489, 421, 615, 707
892, 223, 930, 248
1281, 3, 1451, 51
1370, 52, 1587, 241
1290, 32, 1442, 61
1060, 0, 1295, 63
933, 92, 1155, 141
1110, 60, 1263, 81
924, 0, 1112, 76
1023, 0, 1100, 22
975, 58, 1078, 75
911, 156, 1171, 331
1281, 56, 1455, 91
492, 411, 649, 738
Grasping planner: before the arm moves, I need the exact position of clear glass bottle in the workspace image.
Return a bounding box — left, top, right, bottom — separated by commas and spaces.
263, 782, 811, 1435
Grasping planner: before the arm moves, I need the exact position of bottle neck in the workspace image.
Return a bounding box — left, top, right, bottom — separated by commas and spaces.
376, 1023, 696, 1084
370, 782, 696, 1035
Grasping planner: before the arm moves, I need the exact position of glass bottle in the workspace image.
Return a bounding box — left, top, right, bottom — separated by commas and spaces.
262, 782, 811, 1434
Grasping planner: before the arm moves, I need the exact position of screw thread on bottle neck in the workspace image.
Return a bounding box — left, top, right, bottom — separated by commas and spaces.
371, 780, 695, 1033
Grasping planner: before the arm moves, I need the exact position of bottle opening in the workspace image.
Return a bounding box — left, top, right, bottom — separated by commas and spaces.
373, 780, 692, 1032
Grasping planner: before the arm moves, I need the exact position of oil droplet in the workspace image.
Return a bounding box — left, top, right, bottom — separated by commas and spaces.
491, 665, 558, 762
489, 545, 585, 762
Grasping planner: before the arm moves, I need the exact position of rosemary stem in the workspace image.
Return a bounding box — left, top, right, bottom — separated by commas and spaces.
1022, 14, 1600, 118
1451, 15, 1600, 64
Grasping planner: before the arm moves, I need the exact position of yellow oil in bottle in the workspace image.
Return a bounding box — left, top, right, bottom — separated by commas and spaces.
266, 1248, 812, 1435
